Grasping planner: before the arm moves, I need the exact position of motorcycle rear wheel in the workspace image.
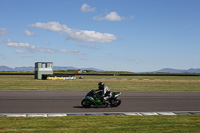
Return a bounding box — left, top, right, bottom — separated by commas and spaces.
81, 99, 92, 108
110, 99, 121, 107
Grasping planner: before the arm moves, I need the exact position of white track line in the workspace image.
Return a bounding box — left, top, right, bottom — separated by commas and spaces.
0, 112, 200, 117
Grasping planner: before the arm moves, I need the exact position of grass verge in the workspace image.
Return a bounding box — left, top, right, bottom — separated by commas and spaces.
0, 75, 200, 91
0, 115, 200, 132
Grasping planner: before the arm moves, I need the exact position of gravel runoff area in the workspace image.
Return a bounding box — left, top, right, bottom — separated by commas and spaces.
1, 112, 200, 117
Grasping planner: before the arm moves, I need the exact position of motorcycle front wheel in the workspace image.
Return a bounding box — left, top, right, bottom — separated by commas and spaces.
110, 99, 121, 107
81, 99, 92, 108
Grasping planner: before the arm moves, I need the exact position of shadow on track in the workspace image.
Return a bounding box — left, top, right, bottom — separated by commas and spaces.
73, 106, 111, 108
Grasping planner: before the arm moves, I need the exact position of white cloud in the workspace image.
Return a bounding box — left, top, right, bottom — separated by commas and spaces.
45, 41, 50, 44
78, 44, 98, 49
6, 39, 31, 47
5, 39, 56, 54
29, 45, 36, 49
184, 24, 194, 28
29, 22, 117, 43
60, 49, 71, 53
37, 47, 56, 53
15, 50, 29, 53
5, 39, 84, 55
29, 22, 70, 32
136, 60, 140, 63
80, 3, 95, 12
79, 57, 89, 60
60, 49, 84, 55
24, 29, 35, 36
0, 28, 8, 36
94, 12, 125, 21
130, 16, 135, 19
0, 40, 4, 44
22, 56, 34, 58
72, 50, 84, 55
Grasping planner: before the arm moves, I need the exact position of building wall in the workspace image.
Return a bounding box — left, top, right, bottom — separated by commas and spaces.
35, 62, 53, 79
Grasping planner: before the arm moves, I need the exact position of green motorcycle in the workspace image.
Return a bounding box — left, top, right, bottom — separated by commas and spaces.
81, 90, 121, 108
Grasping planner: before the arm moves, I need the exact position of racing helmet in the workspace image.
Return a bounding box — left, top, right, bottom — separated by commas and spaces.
98, 82, 105, 90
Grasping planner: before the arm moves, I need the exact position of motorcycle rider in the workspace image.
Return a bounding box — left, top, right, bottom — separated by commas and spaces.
97, 82, 111, 104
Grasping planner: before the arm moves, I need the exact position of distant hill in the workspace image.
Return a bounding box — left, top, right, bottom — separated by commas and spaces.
0, 66, 34, 71
53, 66, 102, 71
15, 66, 34, 71
0, 66, 14, 71
0, 65, 103, 72
1, 65, 200, 73
80, 67, 103, 71
155, 68, 200, 73
53, 66, 78, 70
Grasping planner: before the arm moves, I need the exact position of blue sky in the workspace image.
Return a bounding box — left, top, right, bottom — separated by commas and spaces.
0, 0, 200, 72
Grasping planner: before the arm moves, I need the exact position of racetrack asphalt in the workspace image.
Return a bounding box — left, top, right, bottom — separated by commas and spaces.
0, 90, 200, 113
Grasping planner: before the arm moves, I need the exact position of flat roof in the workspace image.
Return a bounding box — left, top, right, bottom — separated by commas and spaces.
35, 62, 53, 63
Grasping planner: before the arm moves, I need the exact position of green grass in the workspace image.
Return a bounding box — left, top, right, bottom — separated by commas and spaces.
1, 75, 200, 91
0, 115, 200, 132
1, 75, 200, 132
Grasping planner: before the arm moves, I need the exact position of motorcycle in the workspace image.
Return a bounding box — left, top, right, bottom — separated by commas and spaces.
81, 90, 121, 108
